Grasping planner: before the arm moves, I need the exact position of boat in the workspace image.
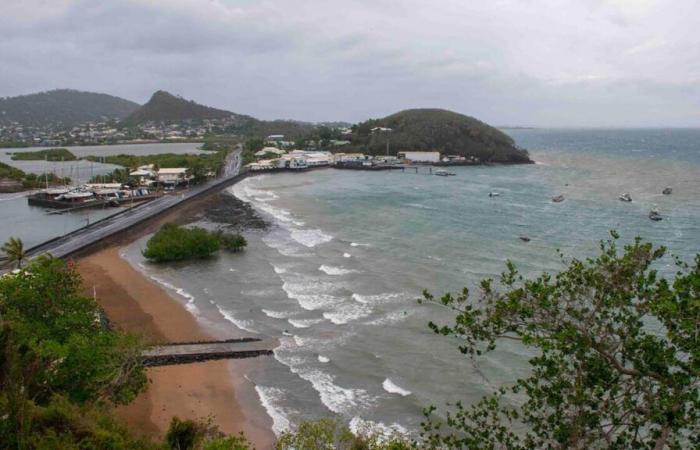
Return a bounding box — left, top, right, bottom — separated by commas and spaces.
649, 208, 663, 221
619, 192, 632, 202
489, 192, 501, 197
662, 187, 673, 195
552, 195, 565, 203
519, 235, 531, 242
434, 169, 455, 176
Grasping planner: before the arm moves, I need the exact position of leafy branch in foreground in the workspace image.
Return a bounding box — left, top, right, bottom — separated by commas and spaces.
420, 232, 699, 449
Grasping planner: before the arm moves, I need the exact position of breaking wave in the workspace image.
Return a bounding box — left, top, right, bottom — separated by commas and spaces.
382, 378, 412, 396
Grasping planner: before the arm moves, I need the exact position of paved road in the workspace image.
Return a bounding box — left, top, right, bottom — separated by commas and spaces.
27, 146, 244, 260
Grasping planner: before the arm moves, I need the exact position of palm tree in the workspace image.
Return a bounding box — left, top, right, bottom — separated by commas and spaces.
2, 237, 26, 269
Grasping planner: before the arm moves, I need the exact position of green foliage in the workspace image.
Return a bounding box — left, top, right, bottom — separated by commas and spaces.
11, 148, 77, 161
349, 108, 531, 163
0, 140, 30, 148
276, 419, 413, 450
420, 233, 700, 449
0, 395, 159, 450
0, 256, 147, 406
89, 168, 131, 184
217, 232, 247, 252
0, 256, 149, 449
0, 161, 28, 180
2, 237, 26, 269
143, 224, 221, 263
0, 163, 71, 189
165, 417, 251, 450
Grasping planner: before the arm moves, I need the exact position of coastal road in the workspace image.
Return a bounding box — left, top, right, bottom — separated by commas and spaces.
25, 146, 244, 260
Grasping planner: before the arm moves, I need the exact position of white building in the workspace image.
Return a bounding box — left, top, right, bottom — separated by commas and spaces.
398, 151, 441, 163
255, 147, 286, 157
157, 168, 190, 185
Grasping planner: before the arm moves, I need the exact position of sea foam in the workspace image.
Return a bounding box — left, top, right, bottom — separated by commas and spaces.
215, 304, 258, 334
319, 265, 356, 276
382, 378, 412, 396
254, 385, 292, 436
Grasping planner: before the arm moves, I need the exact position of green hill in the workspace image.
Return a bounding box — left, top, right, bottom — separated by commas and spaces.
350, 108, 532, 163
122, 90, 247, 125
0, 89, 140, 127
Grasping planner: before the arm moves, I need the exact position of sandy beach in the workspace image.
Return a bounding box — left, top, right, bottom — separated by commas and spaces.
78, 246, 275, 449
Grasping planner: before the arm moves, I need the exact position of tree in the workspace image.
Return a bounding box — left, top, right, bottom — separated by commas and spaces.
420, 233, 699, 449
2, 237, 26, 269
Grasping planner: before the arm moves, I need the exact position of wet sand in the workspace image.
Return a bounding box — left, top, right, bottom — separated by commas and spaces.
78, 246, 275, 449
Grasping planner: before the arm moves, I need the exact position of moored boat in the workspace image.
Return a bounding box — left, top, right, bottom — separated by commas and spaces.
662, 186, 672, 195
649, 208, 663, 221
552, 194, 565, 203
619, 192, 632, 202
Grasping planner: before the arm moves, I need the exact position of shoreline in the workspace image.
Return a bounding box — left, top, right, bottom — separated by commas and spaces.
75, 199, 276, 448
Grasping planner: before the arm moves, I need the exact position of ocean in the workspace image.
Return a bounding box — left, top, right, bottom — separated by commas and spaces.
121, 129, 700, 437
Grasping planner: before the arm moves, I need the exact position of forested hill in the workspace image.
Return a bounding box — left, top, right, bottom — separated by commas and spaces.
121, 90, 248, 125
0, 89, 140, 127
350, 108, 532, 163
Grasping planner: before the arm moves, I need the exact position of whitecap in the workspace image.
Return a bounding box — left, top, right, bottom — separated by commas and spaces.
382, 378, 412, 396
254, 385, 292, 436
272, 265, 287, 274
352, 292, 406, 305
319, 265, 356, 276
288, 317, 324, 328
322, 302, 372, 325
365, 309, 414, 326
343, 253, 351, 258
290, 229, 333, 247
215, 304, 258, 334
296, 369, 373, 414
318, 355, 330, 363
350, 242, 369, 247
261, 309, 295, 319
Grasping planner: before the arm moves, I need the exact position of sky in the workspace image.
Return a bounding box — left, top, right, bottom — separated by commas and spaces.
1, 0, 699, 127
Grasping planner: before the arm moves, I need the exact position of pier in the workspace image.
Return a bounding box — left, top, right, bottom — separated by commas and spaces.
142, 338, 275, 366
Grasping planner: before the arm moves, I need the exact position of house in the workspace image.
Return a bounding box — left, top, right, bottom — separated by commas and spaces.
157, 168, 190, 185
398, 151, 441, 163
265, 134, 285, 141
255, 147, 286, 157
370, 127, 392, 133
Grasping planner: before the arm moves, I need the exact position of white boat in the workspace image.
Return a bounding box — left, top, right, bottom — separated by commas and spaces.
489, 192, 501, 197
649, 208, 663, 221
619, 193, 632, 202
434, 169, 455, 176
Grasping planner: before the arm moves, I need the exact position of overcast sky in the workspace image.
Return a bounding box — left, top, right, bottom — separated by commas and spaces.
1, 0, 699, 126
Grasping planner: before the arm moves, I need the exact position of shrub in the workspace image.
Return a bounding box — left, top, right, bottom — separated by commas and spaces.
143, 224, 221, 263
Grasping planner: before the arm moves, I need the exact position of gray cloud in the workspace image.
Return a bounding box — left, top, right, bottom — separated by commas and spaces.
0, 0, 698, 126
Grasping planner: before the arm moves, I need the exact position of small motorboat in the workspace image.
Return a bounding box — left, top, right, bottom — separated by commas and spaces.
619, 192, 632, 202
552, 194, 565, 203
662, 187, 673, 195
434, 169, 455, 176
489, 192, 501, 197
519, 235, 531, 242
649, 208, 663, 221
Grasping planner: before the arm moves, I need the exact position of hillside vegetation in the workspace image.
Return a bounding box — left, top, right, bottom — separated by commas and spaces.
350, 108, 532, 163
122, 91, 244, 126
10, 148, 76, 161
0, 89, 139, 127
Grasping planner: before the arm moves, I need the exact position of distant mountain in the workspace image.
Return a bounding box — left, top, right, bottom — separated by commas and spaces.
0, 89, 140, 128
350, 108, 532, 163
122, 90, 246, 125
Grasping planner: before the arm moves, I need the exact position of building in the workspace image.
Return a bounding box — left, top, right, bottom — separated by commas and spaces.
265, 134, 285, 141
255, 147, 286, 157
157, 168, 190, 185
398, 151, 441, 163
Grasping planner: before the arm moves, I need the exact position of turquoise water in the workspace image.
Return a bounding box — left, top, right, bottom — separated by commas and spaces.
124, 129, 700, 437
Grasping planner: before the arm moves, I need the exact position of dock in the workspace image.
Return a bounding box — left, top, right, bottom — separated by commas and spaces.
142, 338, 275, 367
